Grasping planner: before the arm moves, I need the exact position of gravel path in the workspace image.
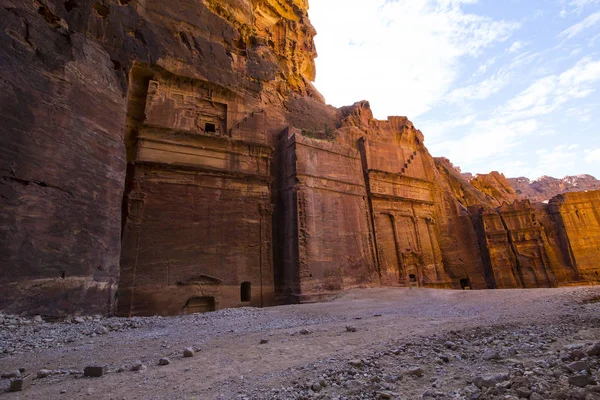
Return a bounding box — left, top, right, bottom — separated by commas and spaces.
1, 287, 600, 399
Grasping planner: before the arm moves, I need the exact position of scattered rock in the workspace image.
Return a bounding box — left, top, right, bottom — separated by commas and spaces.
1, 370, 21, 379
587, 342, 600, 357
259, 339, 269, 344
183, 347, 195, 357
516, 387, 532, 398
407, 367, 424, 378
482, 350, 501, 360
567, 360, 590, 373
131, 361, 147, 372
376, 391, 400, 399
37, 369, 52, 379
444, 341, 458, 350
349, 359, 363, 367
8, 374, 33, 392
346, 326, 357, 333
84, 365, 107, 377
158, 357, 170, 366
569, 374, 597, 387
473, 373, 510, 388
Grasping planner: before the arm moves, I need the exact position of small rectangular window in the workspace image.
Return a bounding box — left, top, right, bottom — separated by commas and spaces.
205, 123, 216, 133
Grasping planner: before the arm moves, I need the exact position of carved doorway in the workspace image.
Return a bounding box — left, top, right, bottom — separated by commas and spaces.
183, 297, 216, 314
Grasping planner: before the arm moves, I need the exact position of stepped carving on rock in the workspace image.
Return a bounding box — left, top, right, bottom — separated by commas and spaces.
1, 0, 599, 317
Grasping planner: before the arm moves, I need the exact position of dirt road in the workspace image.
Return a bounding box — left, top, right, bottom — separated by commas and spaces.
1, 287, 600, 399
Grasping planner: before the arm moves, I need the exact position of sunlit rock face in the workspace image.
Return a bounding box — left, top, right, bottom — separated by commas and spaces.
548, 191, 600, 284
1, 0, 598, 317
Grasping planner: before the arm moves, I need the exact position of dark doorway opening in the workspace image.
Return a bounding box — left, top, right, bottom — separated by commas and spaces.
241, 282, 251, 302
205, 122, 216, 133
183, 297, 215, 314
460, 277, 471, 290
409, 274, 417, 283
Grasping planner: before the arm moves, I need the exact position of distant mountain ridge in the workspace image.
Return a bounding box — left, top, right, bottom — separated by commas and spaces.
509, 174, 600, 203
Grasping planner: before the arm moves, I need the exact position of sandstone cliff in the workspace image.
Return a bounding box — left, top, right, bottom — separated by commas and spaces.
0, 0, 335, 316
1, 0, 599, 317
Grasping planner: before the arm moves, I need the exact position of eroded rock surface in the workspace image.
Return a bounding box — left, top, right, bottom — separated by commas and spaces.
1, 0, 599, 317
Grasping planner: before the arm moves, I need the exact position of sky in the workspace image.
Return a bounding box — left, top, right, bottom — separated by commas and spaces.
308, 0, 600, 179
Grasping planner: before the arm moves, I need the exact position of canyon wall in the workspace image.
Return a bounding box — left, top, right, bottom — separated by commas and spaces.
0, 0, 331, 317
1, 0, 599, 317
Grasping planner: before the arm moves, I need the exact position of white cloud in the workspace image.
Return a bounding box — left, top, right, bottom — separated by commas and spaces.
500, 57, 600, 120
426, 57, 600, 175
310, 0, 520, 119
419, 114, 476, 141
445, 71, 511, 103
585, 148, 600, 163
428, 118, 540, 167
534, 144, 578, 174
507, 41, 525, 53
561, 0, 600, 15
558, 11, 600, 39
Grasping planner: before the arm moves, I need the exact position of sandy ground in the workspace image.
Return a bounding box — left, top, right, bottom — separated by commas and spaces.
1, 286, 600, 399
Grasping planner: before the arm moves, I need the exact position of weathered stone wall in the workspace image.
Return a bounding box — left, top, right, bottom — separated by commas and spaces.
0, 0, 330, 317
429, 158, 490, 289
278, 130, 378, 302
0, 2, 125, 316
118, 67, 274, 316
549, 191, 600, 284
359, 119, 451, 288
469, 194, 600, 289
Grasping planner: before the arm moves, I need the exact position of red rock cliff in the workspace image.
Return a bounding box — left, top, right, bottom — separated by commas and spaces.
1, 0, 599, 317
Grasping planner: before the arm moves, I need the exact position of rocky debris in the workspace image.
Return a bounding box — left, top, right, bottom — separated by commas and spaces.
588, 342, 600, 357
406, 367, 424, 377
83, 365, 107, 378
482, 350, 501, 360
237, 312, 600, 400
2, 307, 309, 359
345, 326, 357, 333
569, 374, 597, 387
310, 382, 322, 392
158, 358, 170, 366
36, 369, 52, 379
0, 313, 150, 357
183, 348, 195, 358
8, 374, 33, 392
1, 288, 600, 399
444, 341, 458, 350
473, 373, 510, 388
1, 370, 20, 379
131, 361, 147, 372
259, 339, 269, 345
567, 360, 590, 373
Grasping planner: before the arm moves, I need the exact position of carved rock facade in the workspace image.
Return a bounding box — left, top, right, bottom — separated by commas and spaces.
1, 1, 599, 317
